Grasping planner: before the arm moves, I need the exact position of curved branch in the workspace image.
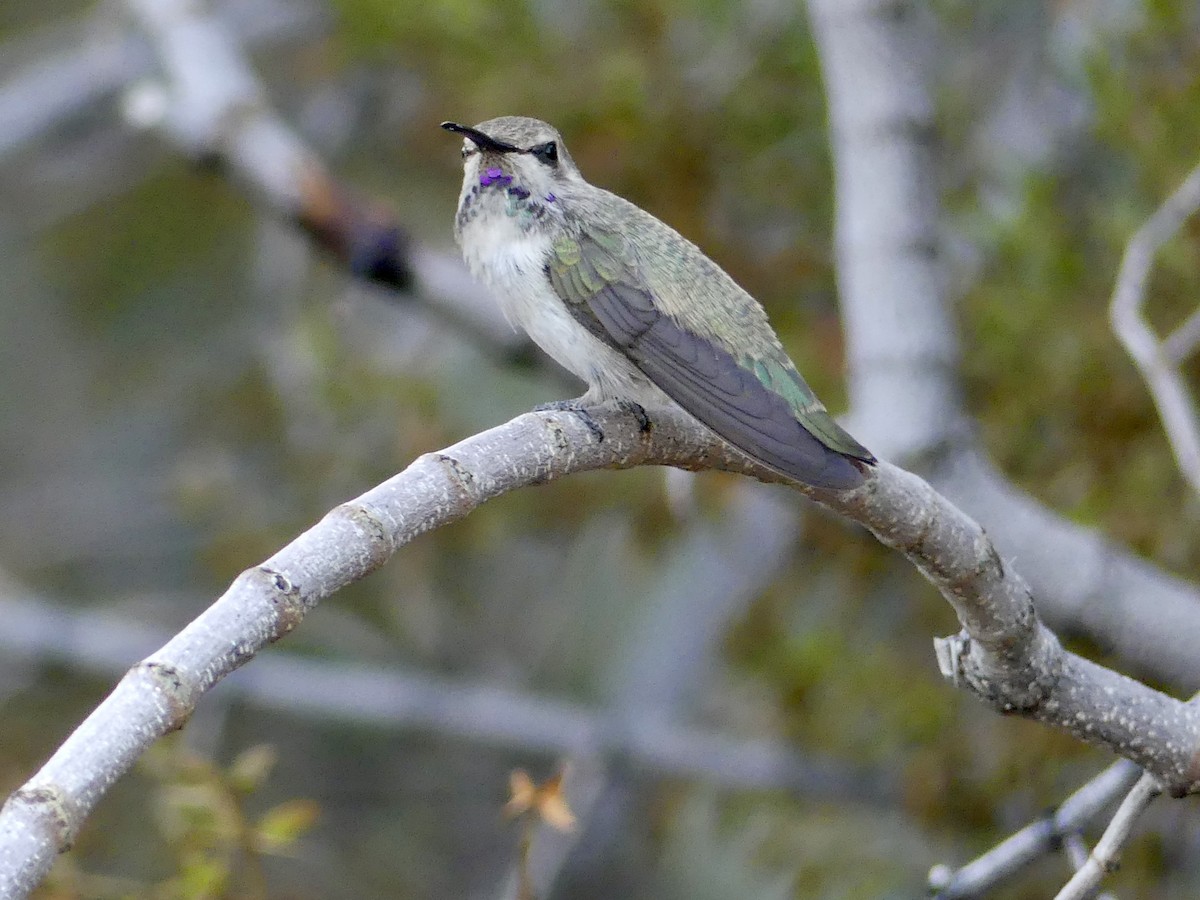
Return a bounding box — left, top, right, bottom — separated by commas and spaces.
1110, 158, 1200, 496
2, 407, 1198, 896
933, 448, 1200, 686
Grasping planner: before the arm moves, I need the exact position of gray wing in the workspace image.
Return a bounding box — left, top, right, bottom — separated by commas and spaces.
546, 232, 871, 489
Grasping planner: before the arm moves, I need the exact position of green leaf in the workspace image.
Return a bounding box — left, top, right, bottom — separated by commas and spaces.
227, 744, 278, 794
255, 800, 321, 853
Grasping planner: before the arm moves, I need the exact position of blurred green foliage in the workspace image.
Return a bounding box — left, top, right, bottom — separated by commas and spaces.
35, 738, 317, 900
957, 2, 1200, 571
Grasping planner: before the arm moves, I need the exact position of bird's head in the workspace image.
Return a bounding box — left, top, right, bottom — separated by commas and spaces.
442, 116, 584, 201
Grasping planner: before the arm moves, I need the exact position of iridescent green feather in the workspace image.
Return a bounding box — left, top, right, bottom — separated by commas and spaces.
746, 354, 865, 457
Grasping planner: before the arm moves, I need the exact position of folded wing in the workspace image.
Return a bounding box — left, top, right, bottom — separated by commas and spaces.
546, 231, 873, 489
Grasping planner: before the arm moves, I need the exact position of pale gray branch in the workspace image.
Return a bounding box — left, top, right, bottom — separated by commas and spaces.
1061, 835, 1117, 900
120, 0, 522, 354
934, 448, 1200, 688
1055, 772, 1162, 900
0, 409, 803, 899
1109, 158, 1200, 496
0, 0, 323, 162
807, 0, 964, 461
1163, 305, 1200, 365
0, 591, 884, 802
928, 759, 1141, 898
3, 407, 1199, 897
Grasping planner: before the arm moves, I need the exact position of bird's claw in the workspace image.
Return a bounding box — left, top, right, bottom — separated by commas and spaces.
534, 398, 652, 441
615, 400, 651, 433
534, 399, 605, 442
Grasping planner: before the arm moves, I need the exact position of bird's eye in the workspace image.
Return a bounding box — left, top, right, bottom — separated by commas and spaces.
532, 141, 558, 165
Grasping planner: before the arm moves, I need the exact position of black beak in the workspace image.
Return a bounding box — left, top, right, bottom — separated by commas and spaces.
441, 121, 522, 154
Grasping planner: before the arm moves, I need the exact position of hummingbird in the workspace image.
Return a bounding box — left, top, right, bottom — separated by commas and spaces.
442, 116, 875, 490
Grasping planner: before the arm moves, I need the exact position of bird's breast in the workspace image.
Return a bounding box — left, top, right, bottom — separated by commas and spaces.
459, 212, 554, 306
457, 212, 658, 402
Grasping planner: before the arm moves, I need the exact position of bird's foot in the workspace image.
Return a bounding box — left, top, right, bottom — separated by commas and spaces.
534, 398, 606, 442
614, 399, 652, 433
534, 398, 653, 441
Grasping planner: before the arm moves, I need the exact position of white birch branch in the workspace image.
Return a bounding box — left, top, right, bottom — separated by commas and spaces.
807, 0, 964, 460
0, 0, 322, 161
1163, 306, 1200, 364
1061, 834, 1117, 900
1110, 158, 1200, 496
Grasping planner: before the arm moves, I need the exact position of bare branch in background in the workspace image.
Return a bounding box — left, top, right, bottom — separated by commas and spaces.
1054, 772, 1163, 900
1060, 834, 1117, 900
1110, 159, 1200, 495
928, 759, 1141, 898
0, 0, 323, 162
934, 448, 1200, 686
807, 0, 964, 461
809, 5, 1200, 894
0, 590, 877, 801
1164, 306, 1200, 364
120, 0, 525, 356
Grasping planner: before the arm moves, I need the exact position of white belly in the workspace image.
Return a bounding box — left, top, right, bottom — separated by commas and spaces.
461, 217, 669, 406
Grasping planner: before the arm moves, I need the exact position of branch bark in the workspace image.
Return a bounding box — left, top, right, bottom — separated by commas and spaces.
3, 407, 1199, 897
0, 591, 888, 803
